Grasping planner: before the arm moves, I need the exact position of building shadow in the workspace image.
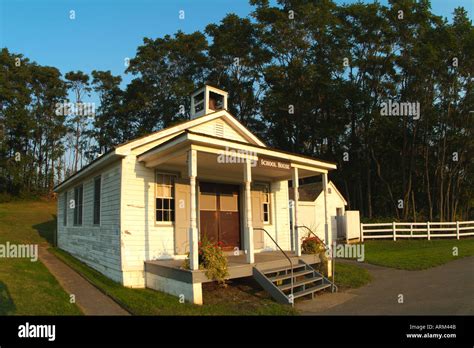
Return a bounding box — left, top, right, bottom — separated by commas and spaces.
0, 281, 16, 315
32, 214, 57, 245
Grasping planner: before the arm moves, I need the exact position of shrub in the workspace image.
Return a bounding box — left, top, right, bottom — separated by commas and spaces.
183, 236, 229, 286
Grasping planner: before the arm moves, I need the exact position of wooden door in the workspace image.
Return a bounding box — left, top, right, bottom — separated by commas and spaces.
199, 182, 241, 251
218, 184, 240, 250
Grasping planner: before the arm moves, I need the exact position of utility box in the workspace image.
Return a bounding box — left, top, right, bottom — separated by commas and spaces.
344, 210, 361, 242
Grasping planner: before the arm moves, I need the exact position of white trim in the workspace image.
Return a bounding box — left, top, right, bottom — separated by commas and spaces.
54, 151, 124, 192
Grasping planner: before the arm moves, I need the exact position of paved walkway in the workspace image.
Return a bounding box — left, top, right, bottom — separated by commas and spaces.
39, 247, 130, 315
297, 257, 474, 315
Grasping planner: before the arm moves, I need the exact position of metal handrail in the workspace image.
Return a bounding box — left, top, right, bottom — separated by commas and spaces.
296, 225, 336, 291
253, 227, 294, 306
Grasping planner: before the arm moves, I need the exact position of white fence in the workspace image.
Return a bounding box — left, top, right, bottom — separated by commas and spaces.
360, 221, 474, 241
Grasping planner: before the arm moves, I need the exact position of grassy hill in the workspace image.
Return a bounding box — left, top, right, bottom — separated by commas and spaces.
0, 200, 81, 315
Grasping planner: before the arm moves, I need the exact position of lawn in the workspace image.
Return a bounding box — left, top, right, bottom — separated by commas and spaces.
50, 247, 296, 315
0, 200, 294, 315
0, 200, 82, 315
332, 262, 371, 289
363, 238, 474, 270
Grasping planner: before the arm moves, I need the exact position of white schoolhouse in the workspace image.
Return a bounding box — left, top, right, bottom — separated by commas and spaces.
55, 86, 338, 304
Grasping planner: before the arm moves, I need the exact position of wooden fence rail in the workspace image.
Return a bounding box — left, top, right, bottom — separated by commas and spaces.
360, 221, 474, 241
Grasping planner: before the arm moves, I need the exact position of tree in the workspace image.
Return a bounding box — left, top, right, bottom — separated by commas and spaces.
91, 70, 123, 155
125, 31, 209, 137
64, 70, 91, 173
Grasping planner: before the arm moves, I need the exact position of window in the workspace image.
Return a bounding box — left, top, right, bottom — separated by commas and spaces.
155, 173, 176, 223
73, 185, 83, 226
262, 185, 271, 224
93, 176, 101, 225
63, 192, 67, 226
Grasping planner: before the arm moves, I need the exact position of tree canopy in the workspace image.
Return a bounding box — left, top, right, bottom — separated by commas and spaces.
0, 0, 472, 220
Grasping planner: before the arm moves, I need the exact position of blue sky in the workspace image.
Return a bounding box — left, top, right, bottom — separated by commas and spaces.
1, 0, 472, 92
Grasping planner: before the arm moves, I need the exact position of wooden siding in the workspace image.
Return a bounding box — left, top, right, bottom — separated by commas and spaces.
57, 161, 123, 283
120, 154, 180, 287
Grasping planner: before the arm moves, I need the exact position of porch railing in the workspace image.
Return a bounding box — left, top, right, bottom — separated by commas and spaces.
253, 227, 294, 305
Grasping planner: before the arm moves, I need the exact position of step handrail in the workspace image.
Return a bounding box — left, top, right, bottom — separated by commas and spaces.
296, 225, 335, 288
253, 227, 294, 305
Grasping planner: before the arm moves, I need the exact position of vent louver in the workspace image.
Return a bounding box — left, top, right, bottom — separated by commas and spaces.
215, 122, 224, 137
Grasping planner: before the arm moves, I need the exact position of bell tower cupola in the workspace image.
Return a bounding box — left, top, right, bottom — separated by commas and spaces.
190, 85, 228, 119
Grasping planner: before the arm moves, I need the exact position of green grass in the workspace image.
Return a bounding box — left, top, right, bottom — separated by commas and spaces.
0, 200, 82, 315
50, 247, 296, 315
1, 199, 295, 315
332, 262, 372, 289
363, 238, 474, 270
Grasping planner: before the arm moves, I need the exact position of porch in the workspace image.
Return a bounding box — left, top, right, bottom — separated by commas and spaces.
137, 130, 336, 271
145, 250, 321, 284
137, 129, 337, 304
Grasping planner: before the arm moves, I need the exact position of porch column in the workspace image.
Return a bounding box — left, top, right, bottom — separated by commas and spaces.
292, 167, 301, 256
322, 172, 329, 244
322, 172, 332, 275
188, 149, 199, 270
244, 159, 254, 263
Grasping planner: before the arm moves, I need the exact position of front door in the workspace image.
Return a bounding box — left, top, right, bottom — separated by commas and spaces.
199, 182, 240, 251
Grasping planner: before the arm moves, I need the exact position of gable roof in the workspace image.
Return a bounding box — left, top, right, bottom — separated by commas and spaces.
289, 181, 347, 205
115, 109, 266, 153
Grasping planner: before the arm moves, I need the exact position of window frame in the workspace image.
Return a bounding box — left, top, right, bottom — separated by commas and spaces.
93, 176, 101, 226
261, 184, 271, 225
254, 182, 272, 225
73, 184, 83, 226
155, 172, 177, 225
